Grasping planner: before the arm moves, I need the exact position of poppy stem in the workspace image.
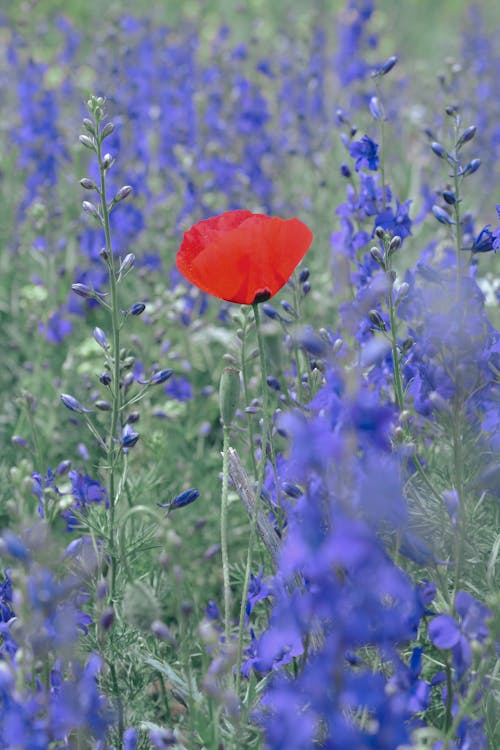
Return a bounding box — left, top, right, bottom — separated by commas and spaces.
221, 423, 232, 648
235, 303, 271, 697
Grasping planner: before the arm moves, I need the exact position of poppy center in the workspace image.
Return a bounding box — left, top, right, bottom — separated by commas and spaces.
252, 288, 272, 304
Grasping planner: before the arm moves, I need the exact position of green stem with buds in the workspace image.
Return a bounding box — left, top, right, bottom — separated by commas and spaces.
95, 120, 121, 604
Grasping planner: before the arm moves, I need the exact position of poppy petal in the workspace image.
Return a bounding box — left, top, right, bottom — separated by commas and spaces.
176, 211, 314, 304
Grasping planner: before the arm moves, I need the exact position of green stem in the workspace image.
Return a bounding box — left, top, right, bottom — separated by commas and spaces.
452, 122, 463, 290
235, 303, 270, 697
241, 309, 258, 478
96, 135, 121, 604
387, 286, 404, 411
221, 424, 232, 646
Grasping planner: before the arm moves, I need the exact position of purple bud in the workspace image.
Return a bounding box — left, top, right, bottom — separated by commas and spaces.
442, 190, 456, 205
99, 372, 112, 386
280, 300, 297, 317
463, 158, 481, 176
266, 375, 281, 391
203, 543, 221, 560
442, 489, 459, 525
369, 309, 386, 330
129, 302, 146, 316
369, 95, 382, 120
56, 459, 72, 475
393, 282, 410, 306
388, 235, 402, 254
121, 424, 140, 448
151, 369, 174, 385
281, 482, 303, 498
430, 141, 447, 159
262, 303, 280, 320
93, 326, 109, 350
370, 246, 385, 268
432, 205, 455, 225
100, 607, 115, 631
377, 55, 398, 76
11, 435, 28, 447
158, 487, 200, 511
302, 280, 311, 295
298, 267, 310, 283
340, 162, 351, 178
205, 600, 220, 620
0, 531, 29, 561
102, 152, 114, 170
80, 177, 97, 190
71, 283, 93, 298
457, 125, 476, 149
95, 400, 112, 411
60, 393, 94, 413
115, 185, 133, 202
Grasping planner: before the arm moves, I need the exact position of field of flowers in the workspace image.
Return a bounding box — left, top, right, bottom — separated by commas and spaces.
0, 1, 499, 748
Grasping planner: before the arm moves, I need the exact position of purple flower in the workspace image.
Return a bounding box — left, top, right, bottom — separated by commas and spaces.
349, 134, 379, 171
374, 199, 412, 241
429, 591, 492, 676
39, 309, 73, 344
164, 376, 193, 402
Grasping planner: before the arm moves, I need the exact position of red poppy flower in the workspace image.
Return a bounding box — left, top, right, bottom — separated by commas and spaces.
176, 210, 314, 304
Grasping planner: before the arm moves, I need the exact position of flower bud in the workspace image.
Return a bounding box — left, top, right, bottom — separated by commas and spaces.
60, 393, 94, 413
101, 122, 115, 138
118, 253, 135, 277
129, 302, 146, 316
370, 246, 385, 268
79, 134, 95, 150
80, 177, 97, 190
369, 309, 386, 331
369, 95, 382, 120
82, 118, 95, 135
82, 201, 100, 220
442, 190, 456, 205
432, 205, 455, 225
377, 55, 397, 76
93, 326, 109, 350
430, 141, 446, 159
388, 235, 402, 254
151, 369, 174, 385
456, 125, 476, 149
463, 158, 481, 176
219, 367, 240, 426
102, 153, 114, 170
115, 185, 133, 202
95, 400, 112, 411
